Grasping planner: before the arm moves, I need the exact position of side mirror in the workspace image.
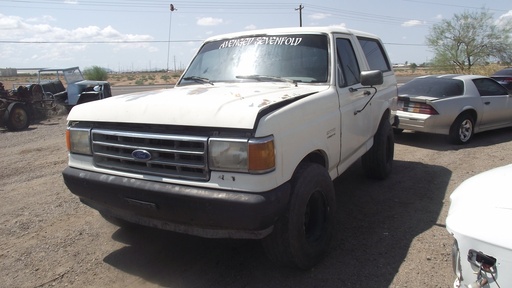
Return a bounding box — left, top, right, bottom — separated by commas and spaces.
360, 70, 383, 86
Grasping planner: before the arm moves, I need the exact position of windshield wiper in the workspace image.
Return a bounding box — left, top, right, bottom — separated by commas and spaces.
236, 75, 298, 86
182, 76, 214, 85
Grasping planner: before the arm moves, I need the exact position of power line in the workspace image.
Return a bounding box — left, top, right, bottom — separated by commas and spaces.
0, 40, 202, 44
402, 0, 509, 13
305, 4, 435, 25
0, 40, 428, 46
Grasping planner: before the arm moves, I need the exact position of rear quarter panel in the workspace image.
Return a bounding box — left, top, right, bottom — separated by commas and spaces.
429, 95, 482, 134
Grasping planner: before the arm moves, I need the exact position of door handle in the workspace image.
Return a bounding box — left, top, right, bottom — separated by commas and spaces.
484, 101, 490, 105
363, 90, 371, 96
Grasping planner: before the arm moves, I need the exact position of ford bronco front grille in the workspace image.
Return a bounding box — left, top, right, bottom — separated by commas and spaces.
91, 129, 209, 181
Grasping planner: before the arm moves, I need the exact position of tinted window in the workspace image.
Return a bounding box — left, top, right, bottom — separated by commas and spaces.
336, 38, 360, 87
358, 37, 391, 72
398, 78, 464, 97
492, 68, 512, 76
473, 78, 509, 96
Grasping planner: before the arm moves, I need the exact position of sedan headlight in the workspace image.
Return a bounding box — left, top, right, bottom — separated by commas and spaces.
451, 239, 462, 280
66, 127, 92, 155
209, 136, 275, 173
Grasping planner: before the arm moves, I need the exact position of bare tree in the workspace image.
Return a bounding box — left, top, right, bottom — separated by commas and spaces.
426, 9, 512, 72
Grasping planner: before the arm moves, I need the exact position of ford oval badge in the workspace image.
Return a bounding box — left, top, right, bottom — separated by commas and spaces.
132, 149, 152, 161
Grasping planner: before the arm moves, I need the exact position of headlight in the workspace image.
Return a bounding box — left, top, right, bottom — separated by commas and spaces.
66, 127, 92, 155
451, 239, 462, 280
209, 136, 275, 173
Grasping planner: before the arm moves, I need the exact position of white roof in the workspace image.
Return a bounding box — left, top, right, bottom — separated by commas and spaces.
204, 26, 380, 42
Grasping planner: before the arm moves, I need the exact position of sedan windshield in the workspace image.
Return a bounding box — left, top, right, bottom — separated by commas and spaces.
179, 34, 329, 85
399, 78, 464, 97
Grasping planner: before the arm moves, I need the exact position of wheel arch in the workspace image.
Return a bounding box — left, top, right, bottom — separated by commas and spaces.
294, 150, 329, 170
380, 107, 392, 126
457, 108, 477, 124
293, 150, 329, 179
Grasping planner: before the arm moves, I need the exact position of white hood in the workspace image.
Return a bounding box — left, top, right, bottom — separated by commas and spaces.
68, 83, 327, 129
446, 164, 512, 249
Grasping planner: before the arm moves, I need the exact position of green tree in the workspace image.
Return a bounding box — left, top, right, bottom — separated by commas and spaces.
409, 62, 418, 73
83, 66, 109, 81
426, 9, 512, 72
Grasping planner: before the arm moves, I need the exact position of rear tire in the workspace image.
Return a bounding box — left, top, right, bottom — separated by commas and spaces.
262, 163, 336, 270
362, 118, 394, 180
449, 113, 474, 145
5, 104, 30, 131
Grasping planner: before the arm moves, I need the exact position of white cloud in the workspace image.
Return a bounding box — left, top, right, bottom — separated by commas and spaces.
245, 24, 257, 30
0, 14, 23, 30
329, 23, 347, 28
401, 20, 425, 27
435, 14, 443, 20
309, 13, 331, 20
496, 10, 512, 27
0, 13, 156, 66
26, 15, 56, 23
196, 17, 223, 26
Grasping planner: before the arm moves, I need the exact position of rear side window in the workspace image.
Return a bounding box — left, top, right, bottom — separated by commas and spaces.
357, 37, 391, 72
473, 78, 509, 96
398, 78, 464, 97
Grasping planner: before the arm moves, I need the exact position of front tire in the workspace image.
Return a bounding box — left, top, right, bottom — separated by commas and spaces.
449, 113, 474, 145
362, 118, 394, 180
262, 163, 336, 270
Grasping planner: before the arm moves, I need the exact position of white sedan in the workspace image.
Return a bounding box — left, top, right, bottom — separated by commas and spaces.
396, 74, 512, 144
446, 164, 512, 287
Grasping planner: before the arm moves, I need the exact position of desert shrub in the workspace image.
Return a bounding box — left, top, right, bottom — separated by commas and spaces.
83, 66, 108, 81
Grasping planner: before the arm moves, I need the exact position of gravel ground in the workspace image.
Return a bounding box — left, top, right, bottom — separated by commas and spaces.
1, 114, 512, 288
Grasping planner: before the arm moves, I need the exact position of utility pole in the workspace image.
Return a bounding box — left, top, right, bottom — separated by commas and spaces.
167, 4, 177, 72
295, 4, 303, 27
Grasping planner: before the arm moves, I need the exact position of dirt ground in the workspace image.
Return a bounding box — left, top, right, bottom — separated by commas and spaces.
1, 111, 512, 287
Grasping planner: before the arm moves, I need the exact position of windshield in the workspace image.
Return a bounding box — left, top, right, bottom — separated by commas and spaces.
63, 68, 84, 83
180, 34, 329, 85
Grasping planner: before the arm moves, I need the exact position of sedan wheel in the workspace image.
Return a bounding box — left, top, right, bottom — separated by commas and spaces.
449, 114, 474, 145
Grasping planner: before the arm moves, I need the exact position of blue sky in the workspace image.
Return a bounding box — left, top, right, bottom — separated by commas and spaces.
1, 0, 511, 72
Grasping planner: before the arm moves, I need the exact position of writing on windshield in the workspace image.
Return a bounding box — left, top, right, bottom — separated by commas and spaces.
219, 37, 303, 49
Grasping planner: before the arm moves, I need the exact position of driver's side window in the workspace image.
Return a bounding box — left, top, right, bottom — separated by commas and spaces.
336, 38, 360, 87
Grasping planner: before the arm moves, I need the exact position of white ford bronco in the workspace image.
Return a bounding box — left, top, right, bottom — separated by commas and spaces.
63, 26, 398, 269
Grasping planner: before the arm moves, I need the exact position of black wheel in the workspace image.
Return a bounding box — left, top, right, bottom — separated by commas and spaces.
262, 163, 336, 270
362, 118, 394, 180
5, 104, 30, 131
449, 113, 474, 145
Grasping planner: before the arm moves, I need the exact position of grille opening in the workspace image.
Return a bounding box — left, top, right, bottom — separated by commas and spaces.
91, 129, 209, 181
